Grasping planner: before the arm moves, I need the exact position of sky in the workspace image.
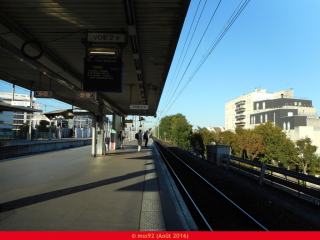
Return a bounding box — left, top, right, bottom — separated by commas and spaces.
157, 0, 320, 128
1, 0, 320, 130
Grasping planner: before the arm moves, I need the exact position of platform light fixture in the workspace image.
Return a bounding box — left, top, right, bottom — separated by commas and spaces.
88, 47, 118, 56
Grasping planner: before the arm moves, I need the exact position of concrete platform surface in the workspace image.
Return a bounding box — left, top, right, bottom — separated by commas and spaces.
0, 138, 92, 146
0, 139, 194, 231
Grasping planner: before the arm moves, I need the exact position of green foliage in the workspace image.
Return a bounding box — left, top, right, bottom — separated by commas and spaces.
191, 127, 218, 148
37, 120, 50, 132
253, 121, 288, 164
296, 138, 318, 174
158, 114, 193, 145
218, 130, 239, 156
238, 131, 265, 161
18, 122, 29, 134
190, 130, 203, 148
278, 138, 298, 170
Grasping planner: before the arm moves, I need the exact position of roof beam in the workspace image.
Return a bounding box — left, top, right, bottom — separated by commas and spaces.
0, 8, 127, 117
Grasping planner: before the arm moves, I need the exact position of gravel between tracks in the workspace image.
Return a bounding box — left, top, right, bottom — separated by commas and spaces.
158, 140, 320, 231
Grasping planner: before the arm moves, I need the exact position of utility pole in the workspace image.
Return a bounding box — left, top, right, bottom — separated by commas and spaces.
157, 110, 163, 139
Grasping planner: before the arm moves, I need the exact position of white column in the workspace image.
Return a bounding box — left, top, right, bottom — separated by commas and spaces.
92, 115, 96, 156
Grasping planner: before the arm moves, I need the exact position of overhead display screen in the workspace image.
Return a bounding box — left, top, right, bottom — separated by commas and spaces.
83, 58, 123, 93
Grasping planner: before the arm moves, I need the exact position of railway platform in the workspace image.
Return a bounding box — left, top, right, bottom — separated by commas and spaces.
0, 139, 195, 231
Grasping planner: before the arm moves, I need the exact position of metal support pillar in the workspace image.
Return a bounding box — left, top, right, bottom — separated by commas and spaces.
121, 115, 125, 148
28, 81, 34, 140
111, 113, 116, 149
12, 81, 16, 101
92, 114, 96, 156
96, 104, 105, 155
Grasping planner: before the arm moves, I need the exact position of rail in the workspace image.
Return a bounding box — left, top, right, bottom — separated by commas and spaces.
214, 154, 320, 206
155, 140, 268, 231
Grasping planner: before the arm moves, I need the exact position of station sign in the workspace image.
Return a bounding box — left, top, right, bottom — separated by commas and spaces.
125, 120, 133, 123
76, 91, 96, 99
11, 101, 30, 107
34, 91, 54, 98
83, 58, 123, 93
87, 33, 126, 43
130, 105, 149, 110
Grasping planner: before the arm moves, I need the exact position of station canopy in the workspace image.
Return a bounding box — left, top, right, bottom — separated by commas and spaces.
0, 0, 190, 117
43, 109, 74, 120
0, 101, 42, 113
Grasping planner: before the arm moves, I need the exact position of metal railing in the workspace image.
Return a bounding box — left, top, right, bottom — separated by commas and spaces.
215, 154, 320, 206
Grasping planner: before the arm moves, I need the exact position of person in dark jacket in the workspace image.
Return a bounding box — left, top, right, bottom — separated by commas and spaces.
144, 131, 149, 147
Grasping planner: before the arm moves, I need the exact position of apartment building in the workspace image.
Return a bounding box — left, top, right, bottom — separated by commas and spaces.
0, 92, 41, 132
225, 88, 320, 154
225, 88, 292, 130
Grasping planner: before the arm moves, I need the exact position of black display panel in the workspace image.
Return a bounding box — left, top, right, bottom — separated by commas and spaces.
83, 58, 123, 92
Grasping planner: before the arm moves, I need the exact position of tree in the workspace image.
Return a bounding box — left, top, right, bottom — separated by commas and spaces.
158, 114, 192, 147
170, 114, 193, 145
190, 130, 203, 148
253, 121, 288, 164
238, 132, 265, 160
159, 115, 174, 140
218, 130, 239, 156
278, 139, 298, 170
18, 122, 29, 134
37, 120, 50, 132
296, 138, 318, 174
195, 127, 217, 146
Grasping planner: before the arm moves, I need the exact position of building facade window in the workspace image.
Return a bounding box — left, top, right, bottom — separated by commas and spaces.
265, 114, 267, 122
254, 116, 256, 124
283, 122, 286, 130
260, 115, 263, 123
256, 103, 259, 109
263, 102, 265, 109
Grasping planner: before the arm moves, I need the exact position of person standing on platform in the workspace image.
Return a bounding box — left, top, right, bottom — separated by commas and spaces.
144, 131, 149, 147
119, 131, 124, 149
137, 130, 143, 151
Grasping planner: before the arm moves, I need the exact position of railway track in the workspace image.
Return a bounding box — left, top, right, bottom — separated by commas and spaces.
154, 140, 268, 231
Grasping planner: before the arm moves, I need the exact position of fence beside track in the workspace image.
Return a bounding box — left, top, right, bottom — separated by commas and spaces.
154, 140, 268, 231
153, 138, 320, 206
207, 151, 320, 206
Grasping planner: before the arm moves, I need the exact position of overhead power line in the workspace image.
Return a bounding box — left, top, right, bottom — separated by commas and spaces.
163, 0, 222, 112
163, 0, 251, 116
160, 0, 203, 110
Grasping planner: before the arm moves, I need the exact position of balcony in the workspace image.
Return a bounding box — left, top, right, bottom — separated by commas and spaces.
235, 100, 246, 105
235, 121, 245, 126
235, 107, 245, 112
235, 114, 245, 119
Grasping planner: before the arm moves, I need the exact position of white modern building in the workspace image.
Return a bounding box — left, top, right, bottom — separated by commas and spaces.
225, 88, 320, 154
0, 92, 41, 132
225, 88, 294, 130
206, 127, 225, 133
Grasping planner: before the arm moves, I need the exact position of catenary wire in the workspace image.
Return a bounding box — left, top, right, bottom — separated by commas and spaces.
164, 0, 249, 116
163, 0, 250, 116
161, 0, 206, 110
160, 0, 203, 110
162, 0, 222, 112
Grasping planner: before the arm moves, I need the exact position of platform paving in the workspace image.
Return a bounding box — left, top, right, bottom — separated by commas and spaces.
0, 138, 92, 147
0, 139, 194, 231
